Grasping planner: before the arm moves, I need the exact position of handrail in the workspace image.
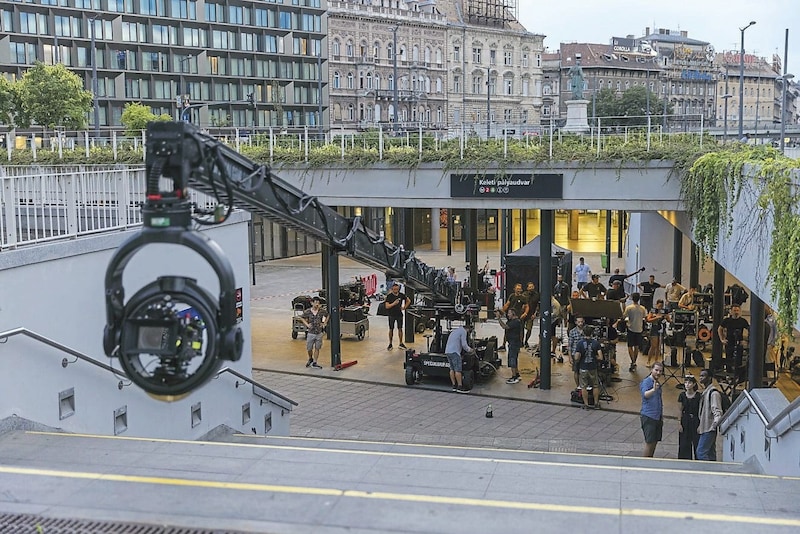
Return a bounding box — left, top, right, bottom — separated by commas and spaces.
0, 327, 131, 388
215, 366, 298, 408
719, 387, 800, 439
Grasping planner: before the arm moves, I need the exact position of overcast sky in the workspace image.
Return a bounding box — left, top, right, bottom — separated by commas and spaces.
517, 0, 799, 77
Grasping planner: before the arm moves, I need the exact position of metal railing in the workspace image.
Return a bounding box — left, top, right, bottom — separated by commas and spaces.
719, 387, 800, 439
0, 167, 218, 251
214, 366, 298, 410
0, 327, 131, 389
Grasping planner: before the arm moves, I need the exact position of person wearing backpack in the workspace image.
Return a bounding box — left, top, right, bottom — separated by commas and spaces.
697, 369, 724, 461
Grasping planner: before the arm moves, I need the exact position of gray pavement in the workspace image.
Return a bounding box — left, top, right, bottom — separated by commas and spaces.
250, 248, 715, 460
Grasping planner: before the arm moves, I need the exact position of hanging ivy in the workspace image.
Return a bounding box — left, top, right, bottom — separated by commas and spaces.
684, 145, 800, 332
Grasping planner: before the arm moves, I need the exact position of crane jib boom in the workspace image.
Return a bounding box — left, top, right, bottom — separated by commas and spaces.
145, 121, 456, 303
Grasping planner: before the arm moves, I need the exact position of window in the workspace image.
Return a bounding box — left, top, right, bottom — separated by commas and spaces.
522, 78, 529, 96
472, 74, 482, 94
453, 46, 460, 62
472, 47, 481, 64
332, 39, 340, 57
504, 109, 512, 121
522, 110, 528, 123
412, 45, 419, 62
489, 49, 496, 65
279, 11, 291, 29
11, 41, 37, 64
505, 78, 513, 95
388, 74, 394, 90
522, 52, 528, 68
504, 50, 513, 66
346, 72, 354, 89
333, 71, 340, 89
345, 40, 354, 57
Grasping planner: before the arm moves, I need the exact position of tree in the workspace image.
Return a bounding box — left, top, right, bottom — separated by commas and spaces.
120, 102, 170, 135
15, 62, 92, 131
592, 85, 673, 127
0, 77, 14, 126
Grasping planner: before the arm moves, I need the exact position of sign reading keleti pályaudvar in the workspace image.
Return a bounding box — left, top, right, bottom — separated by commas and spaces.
450, 173, 563, 199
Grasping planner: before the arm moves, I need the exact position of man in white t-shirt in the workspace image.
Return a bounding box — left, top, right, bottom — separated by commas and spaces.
621, 292, 647, 372
574, 257, 592, 290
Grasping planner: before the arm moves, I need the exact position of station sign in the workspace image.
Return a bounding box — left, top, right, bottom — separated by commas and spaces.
450, 173, 563, 199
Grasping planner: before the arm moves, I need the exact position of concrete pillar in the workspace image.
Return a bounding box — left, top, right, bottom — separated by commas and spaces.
539, 209, 554, 390
568, 210, 579, 240
325, 245, 342, 368
689, 242, 699, 290
467, 209, 479, 292
748, 295, 765, 390
712, 262, 725, 369
431, 208, 440, 251
604, 210, 612, 273
673, 227, 683, 283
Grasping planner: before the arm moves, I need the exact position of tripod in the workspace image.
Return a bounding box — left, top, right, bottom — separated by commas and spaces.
597, 366, 614, 402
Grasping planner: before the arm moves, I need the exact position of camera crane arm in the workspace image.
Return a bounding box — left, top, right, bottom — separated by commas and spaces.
146, 121, 456, 303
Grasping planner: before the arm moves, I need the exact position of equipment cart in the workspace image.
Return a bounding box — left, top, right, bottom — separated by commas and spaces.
340, 305, 369, 340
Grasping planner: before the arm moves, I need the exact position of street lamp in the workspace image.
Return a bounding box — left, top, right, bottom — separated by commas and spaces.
738, 20, 756, 139
390, 24, 400, 132
779, 73, 795, 153
89, 16, 99, 139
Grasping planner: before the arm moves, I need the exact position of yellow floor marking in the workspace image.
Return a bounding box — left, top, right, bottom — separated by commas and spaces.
1, 464, 799, 527
26, 431, 800, 481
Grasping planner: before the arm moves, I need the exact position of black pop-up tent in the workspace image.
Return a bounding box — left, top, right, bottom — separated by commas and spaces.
505, 237, 573, 296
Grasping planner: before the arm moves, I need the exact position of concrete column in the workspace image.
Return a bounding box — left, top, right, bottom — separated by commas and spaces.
617, 210, 624, 258
673, 227, 683, 282
712, 262, 725, 369
326, 245, 342, 368
430, 208, 440, 251
520, 209, 527, 245
568, 210, 579, 240
467, 209, 479, 292
539, 209, 554, 390
604, 210, 612, 273
689, 242, 699, 290
748, 294, 765, 390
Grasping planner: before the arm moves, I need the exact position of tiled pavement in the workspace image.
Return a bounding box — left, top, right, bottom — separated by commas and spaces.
249, 248, 696, 459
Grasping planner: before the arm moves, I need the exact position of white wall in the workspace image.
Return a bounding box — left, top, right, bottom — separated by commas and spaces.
0, 212, 293, 439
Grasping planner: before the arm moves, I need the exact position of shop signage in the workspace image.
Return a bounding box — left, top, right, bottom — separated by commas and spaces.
450, 173, 563, 199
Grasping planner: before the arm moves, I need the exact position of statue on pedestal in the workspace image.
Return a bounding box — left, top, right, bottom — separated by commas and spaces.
568, 57, 585, 100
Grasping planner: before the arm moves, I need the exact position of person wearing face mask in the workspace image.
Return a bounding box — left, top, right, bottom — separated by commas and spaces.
678, 375, 701, 459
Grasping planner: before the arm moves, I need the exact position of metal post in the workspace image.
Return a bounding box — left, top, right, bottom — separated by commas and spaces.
318, 52, 323, 139
90, 16, 99, 139
392, 24, 400, 132
738, 21, 756, 139
689, 242, 699, 290
539, 209, 554, 390
617, 210, 624, 258
780, 29, 790, 153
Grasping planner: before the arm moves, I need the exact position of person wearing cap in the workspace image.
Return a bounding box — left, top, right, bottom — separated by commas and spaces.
580, 274, 606, 300
678, 374, 701, 459
385, 281, 410, 350
444, 321, 475, 393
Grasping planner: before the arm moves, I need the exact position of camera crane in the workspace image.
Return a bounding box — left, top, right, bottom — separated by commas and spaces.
104, 121, 458, 398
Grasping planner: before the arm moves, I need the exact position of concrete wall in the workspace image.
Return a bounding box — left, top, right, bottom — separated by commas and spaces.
0, 211, 293, 439
274, 161, 684, 210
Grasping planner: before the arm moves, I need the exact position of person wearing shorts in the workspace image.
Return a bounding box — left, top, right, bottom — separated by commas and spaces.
444, 323, 474, 393
300, 297, 328, 369
575, 330, 603, 409
640, 361, 664, 457
622, 292, 647, 372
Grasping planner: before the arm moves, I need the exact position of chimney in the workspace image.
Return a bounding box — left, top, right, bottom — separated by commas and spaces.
681, 30, 688, 38
645, 27, 650, 36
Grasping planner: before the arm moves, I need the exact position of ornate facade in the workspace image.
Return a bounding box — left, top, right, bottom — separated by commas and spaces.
327, 0, 544, 136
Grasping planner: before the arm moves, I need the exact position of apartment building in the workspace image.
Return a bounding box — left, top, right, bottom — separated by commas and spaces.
327, 0, 544, 135
0, 0, 327, 130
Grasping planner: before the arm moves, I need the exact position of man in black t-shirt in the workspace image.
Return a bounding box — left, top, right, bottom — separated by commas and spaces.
500, 283, 529, 350
522, 281, 540, 348
385, 282, 411, 351
575, 331, 604, 409
638, 275, 661, 311
717, 304, 749, 371
580, 274, 606, 300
